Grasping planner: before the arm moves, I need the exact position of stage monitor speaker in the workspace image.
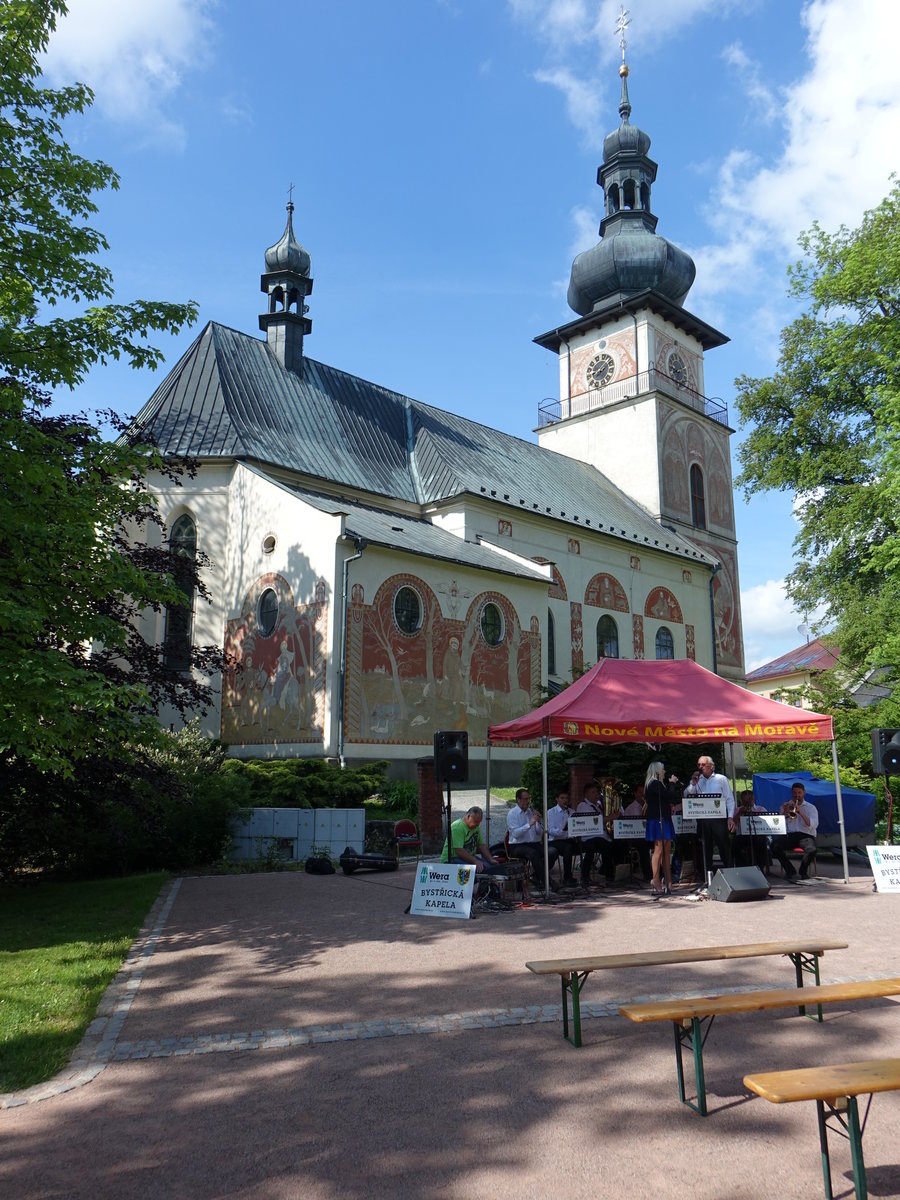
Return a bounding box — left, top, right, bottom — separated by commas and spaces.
434, 730, 469, 784
709, 866, 770, 903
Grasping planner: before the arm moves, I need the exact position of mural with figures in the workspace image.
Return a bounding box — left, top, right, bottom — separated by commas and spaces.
344, 573, 540, 744
222, 573, 327, 744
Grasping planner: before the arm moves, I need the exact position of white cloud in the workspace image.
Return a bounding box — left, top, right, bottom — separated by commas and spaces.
534, 67, 603, 146
721, 41, 778, 123
741, 578, 807, 671
42, 0, 217, 148
696, 0, 900, 299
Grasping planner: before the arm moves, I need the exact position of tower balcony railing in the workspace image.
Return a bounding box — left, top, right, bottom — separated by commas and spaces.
537, 368, 729, 428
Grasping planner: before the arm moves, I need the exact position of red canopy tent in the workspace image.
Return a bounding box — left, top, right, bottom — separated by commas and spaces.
487, 659, 848, 883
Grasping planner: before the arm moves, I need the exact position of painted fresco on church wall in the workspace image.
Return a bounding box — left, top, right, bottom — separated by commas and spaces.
659, 407, 734, 532
644, 586, 683, 624
344, 573, 539, 745
221, 573, 327, 744
691, 539, 743, 671
584, 572, 629, 612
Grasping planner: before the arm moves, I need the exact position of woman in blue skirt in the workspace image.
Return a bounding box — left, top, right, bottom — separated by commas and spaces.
644, 761, 680, 896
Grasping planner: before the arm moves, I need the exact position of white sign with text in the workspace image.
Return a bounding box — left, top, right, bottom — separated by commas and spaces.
672, 814, 698, 835
613, 819, 647, 839
684, 793, 727, 820
410, 862, 476, 918
569, 813, 606, 837
739, 814, 786, 836
866, 845, 900, 893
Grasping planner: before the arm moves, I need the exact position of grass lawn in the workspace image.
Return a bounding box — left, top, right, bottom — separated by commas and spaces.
490, 788, 517, 802
0, 872, 167, 1093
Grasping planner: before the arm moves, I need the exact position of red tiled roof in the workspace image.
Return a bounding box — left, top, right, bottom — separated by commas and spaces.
746, 637, 839, 682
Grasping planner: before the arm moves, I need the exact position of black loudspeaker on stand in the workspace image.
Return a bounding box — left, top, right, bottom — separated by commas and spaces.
434, 730, 469, 783
709, 866, 771, 903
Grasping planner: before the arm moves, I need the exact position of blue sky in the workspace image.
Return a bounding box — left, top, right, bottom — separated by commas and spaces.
42, 0, 900, 671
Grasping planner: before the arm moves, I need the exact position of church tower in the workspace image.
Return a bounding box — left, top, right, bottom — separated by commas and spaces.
535, 18, 744, 678
259, 199, 313, 375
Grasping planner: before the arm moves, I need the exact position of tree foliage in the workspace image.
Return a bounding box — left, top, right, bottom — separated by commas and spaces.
0, 2, 211, 778
734, 180, 900, 674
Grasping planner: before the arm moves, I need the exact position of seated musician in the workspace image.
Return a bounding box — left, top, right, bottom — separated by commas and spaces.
733, 789, 770, 870
575, 782, 614, 887
770, 782, 818, 880
547, 788, 579, 887
507, 788, 557, 889
440, 806, 498, 871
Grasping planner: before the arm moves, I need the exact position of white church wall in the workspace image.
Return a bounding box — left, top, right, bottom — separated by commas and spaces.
220, 465, 341, 754
144, 463, 232, 738
537, 398, 662, 515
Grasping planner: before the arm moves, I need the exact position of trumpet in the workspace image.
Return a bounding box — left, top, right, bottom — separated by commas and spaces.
784, 802, 799, 819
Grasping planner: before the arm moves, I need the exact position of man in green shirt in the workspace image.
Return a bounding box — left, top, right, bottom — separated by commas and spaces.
440, 806, 498, 870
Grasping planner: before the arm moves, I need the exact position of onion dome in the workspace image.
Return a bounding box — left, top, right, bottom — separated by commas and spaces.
264, 202, 311, 277
567, 62, 696, 315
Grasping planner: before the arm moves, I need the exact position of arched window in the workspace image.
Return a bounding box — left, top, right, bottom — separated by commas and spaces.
607, 184, 620, 214
258, 587, 279, 636
480, 602, 504, 646
690, 464, 706, 529
596, 614, 619, 659
163, 514, 196, 671
623, 178, 636, 209
394, 586, 422, 634
547, 608, 556, 676
655, 626, 675, 660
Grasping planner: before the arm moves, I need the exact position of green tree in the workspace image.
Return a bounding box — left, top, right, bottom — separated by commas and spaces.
734, 180, 900, 676
0, 1, 210, 778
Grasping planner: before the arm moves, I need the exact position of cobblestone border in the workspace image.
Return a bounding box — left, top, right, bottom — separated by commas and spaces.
1, 877, 182, 1110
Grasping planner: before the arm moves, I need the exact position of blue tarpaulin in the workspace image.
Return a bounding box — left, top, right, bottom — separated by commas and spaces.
753, 772, 876, 839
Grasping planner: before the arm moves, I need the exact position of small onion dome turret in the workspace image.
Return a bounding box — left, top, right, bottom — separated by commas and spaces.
264, 202, 310, 277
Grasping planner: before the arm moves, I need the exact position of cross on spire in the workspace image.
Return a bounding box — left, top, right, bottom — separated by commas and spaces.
287, 181, 295, 213
616, 6, 630, 62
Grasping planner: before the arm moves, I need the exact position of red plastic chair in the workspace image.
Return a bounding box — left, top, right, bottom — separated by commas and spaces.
393, 819, 422, 862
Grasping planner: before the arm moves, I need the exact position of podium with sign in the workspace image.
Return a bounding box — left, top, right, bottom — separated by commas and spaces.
867, 845, 900, 893
410, 861, 477, 918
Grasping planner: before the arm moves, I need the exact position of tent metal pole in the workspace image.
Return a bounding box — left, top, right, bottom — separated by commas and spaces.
541, 736, 550, 895
485, 741, 492, 847
831, 738, 850, 884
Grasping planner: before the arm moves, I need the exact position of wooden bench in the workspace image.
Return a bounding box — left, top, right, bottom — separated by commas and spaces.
525, 938, 849, 1047
744, 1058, 900, 1200
619, 978, 900, 1116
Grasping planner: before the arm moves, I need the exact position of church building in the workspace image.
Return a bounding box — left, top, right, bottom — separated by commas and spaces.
133, 54, 745, 780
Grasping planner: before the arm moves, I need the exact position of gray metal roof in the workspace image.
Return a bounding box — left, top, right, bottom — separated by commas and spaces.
261, 477, 551, 582
134, 321, 713, 566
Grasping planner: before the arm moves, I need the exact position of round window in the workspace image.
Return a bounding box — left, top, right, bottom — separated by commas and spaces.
258, 588, 279, 637
586, 353, 615, 390
480, 602, 504, 646
262, 534, 276, 555
394, 586, 422, 634
668, 353, 687, 385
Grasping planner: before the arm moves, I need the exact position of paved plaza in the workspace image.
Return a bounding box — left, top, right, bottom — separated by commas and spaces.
1, 847, 899, 1199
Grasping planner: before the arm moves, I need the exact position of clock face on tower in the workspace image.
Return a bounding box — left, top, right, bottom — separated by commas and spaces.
586, 352, 615, 389
668, 352, 687, 386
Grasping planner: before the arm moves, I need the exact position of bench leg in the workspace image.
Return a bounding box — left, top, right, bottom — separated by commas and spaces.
815, 1096, 869, 1200
562, 971, 588, 1048
790, 950, 824, 1022
816, 1100, 834, 1200
847, 1097, 868, 1200
673, 1017, 711, 1116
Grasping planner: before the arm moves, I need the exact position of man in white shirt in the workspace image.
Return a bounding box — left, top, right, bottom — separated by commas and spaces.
771, 782, 819, 879
695, 755, 736, 872
507, 788, 556, 888
547, 788, 578, 887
